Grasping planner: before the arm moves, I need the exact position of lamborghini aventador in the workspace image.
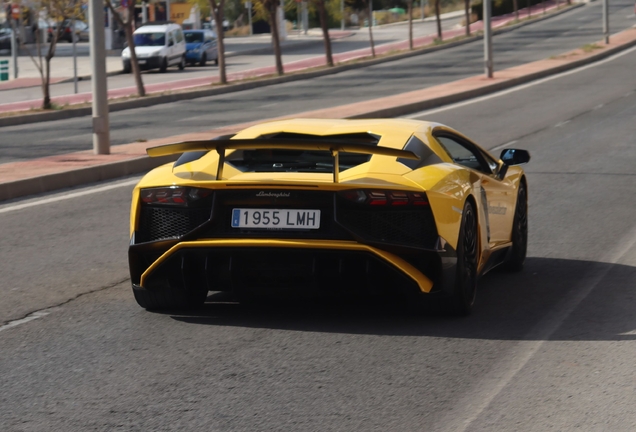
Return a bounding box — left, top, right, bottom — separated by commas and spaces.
128, 119, 530, 315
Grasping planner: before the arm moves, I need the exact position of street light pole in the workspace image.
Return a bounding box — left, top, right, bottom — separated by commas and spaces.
89, 0, 110, 154
602, 0, 609, 44
341, 0, 344, 30
10, 23, 18, 79
72, 18, 78, 94
483, 0, 493, 78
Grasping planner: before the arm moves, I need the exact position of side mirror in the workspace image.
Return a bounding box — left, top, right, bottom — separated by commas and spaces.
500, 148, 530, 166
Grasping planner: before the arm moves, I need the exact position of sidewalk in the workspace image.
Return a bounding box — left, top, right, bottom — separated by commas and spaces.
0, 2, 567, 114
1, 24, 635, 202
0, 30, 352, 91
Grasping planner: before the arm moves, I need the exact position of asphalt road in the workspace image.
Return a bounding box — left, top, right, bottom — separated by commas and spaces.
1, 36, 636, 431
1, 0, 635, 164
0, 16, 464, 104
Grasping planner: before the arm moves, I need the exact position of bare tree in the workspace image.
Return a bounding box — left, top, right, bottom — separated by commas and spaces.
252, 0, 283, 75
314, 0, 334, 66
407, 0, 413, 49
367, 0, 375, 56
513, 0, 519, 20
433, 0, 442, 40
465, 0, 471, 35
105, 0, 146, 96
209, 0, 228, 83
23, 0, 80, 108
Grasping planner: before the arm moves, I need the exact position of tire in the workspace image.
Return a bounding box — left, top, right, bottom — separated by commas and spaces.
214, 56, 219, 66
132, 282, 208, 311
123, 63, 131, 74
159, 57, 168, 73
446, 200, 479, 316
178, 55, 185, 70
199, 53, 207, 67
503, 181, 528, 272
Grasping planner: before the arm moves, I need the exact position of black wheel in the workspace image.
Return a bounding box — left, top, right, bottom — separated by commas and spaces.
159, 57, 168, 73
178, 55, 186, 70
199, 53, 207, 67
214, 56, 219, 66
447, 200, 479, 316
503, 181, 528, 272
132, 282, 208, 311
123, 62, 131, 73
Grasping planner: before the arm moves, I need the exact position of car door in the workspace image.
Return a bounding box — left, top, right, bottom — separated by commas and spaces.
209, 31, 218, 60
434, 133, 516, 247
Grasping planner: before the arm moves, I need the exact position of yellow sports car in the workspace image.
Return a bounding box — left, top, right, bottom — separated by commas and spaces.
129, 119, 529, 315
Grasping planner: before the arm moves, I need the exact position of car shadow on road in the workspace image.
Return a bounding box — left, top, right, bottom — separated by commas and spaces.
167, 257, 636, 341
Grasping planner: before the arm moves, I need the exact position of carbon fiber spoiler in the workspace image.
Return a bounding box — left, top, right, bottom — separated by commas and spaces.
146, 139, 420, 183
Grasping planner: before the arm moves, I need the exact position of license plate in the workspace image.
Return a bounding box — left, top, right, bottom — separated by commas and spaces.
138, 60, 146, 64
232, 208, 320, 229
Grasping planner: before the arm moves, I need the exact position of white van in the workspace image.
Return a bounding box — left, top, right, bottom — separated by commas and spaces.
122, 23, 186, 73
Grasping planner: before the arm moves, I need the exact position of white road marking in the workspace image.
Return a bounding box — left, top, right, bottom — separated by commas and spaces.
490, 140, 517, 151
441, 225, 636, 432
555, 120, 571, 127
403, 44, 636, 119
593, 103, 605, 109
0, 311, 50, 333
0, 177, 140, 215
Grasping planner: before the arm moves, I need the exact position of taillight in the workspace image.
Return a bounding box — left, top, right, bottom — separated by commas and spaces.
339, 190, 429, 206
140, 186, 212, 206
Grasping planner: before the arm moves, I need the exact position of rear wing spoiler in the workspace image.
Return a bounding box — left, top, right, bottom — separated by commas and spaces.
147, 139, 420, 183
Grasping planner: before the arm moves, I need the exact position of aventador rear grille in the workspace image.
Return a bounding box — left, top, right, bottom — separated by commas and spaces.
138, 206, 210, 242
336, 208, 438, 249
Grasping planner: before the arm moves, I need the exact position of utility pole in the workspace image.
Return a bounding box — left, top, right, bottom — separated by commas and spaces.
72, 18, 78, 93
89, 0, 110, 154
246, 1, 253, 35
302, 1, 308, 35
602, 0, 609, 44
10, 23, 18, 79
341, 0, 344, 30
483, 0, 493, 78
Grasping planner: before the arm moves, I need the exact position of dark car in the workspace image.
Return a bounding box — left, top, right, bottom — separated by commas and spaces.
47, 20, 89, 43
184, 30, 218, 66
0, 28, 17, 51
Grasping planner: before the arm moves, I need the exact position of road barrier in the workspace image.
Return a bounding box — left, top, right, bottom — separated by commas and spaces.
0, 60, 8, 81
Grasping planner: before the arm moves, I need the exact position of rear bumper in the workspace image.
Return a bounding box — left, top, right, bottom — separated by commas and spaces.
131, 239, 436, 294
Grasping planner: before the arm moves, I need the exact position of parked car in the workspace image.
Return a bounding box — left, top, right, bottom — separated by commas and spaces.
47, 20, 89, 43
184, 29, 218, 66
122, 23, 186, 73
0, 28, 17, 51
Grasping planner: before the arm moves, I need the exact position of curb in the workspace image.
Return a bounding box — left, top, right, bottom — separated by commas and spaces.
0, 4, 583, 128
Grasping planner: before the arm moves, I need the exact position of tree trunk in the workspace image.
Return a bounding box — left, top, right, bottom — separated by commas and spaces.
43, 57, 51, 109
408, 0, 413, 50
42, 29, 59, 109
435, 0, 442, 40
368, 1, 376, 57
465, 0, 471, 35
527, 0, 532, 18
269, 2, 284, 75
318, 0, 333, 66
213, 6, 228, 83
124, 22, 146, 97
514, 0, 519, 20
